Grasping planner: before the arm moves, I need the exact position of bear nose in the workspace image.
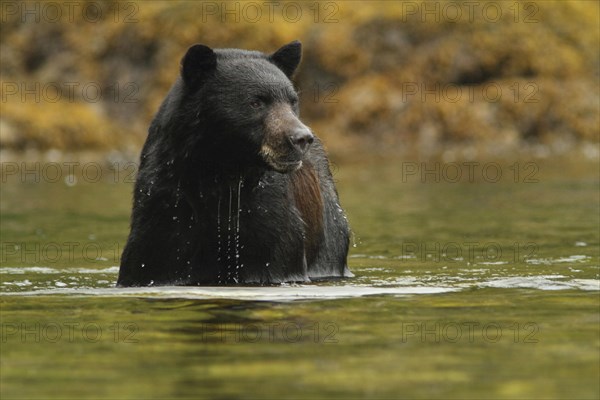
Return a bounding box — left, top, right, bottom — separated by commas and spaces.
289, 128, 314, 153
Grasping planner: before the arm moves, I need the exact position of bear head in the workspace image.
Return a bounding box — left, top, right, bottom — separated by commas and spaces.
178, 41, 313, 174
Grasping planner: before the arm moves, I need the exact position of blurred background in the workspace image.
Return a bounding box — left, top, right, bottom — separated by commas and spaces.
1, 0, 598, 160
2, 3, 600, 399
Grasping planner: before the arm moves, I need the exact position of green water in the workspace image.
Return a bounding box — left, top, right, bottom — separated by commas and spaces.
1, 155, 599, 399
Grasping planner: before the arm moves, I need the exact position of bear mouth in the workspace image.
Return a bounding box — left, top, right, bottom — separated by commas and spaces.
260, 144, 303, 173
269, 159, 303, 173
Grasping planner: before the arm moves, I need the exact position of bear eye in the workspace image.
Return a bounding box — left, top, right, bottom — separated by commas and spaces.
250, 98, 264, 109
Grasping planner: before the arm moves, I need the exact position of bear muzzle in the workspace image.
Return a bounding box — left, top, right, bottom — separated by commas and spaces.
261, 105, 314, 173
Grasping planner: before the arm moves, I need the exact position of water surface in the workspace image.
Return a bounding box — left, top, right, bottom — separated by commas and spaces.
1, 155, 598, 399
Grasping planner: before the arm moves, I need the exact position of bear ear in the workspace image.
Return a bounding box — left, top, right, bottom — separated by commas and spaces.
180, 44, 217, 89
269, 40, 302, 78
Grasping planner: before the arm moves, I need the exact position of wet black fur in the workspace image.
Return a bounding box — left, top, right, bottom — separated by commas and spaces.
117, 41, 351, 286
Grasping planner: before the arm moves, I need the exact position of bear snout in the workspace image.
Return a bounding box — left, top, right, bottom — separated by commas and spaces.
288, 126, 314, 153
260, 103, 316, 173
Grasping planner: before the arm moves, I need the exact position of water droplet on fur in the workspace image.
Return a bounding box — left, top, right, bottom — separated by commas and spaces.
217, 196, 222, 264
235, 176, 244, 279
226, 186, 233, 280
141, 263, 145, 268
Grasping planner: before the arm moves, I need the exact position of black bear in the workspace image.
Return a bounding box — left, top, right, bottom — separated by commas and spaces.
117, 41, 351, 286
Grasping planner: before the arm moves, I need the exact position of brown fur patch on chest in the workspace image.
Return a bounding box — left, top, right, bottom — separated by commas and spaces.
290, 162, 324, 264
